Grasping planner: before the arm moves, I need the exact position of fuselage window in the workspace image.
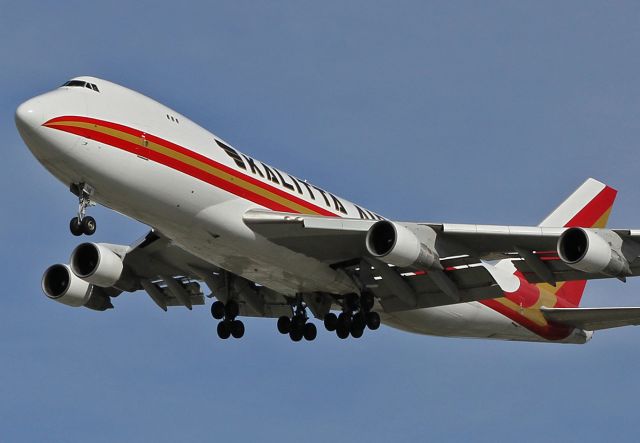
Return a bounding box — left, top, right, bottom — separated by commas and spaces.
91, 84, 99, 92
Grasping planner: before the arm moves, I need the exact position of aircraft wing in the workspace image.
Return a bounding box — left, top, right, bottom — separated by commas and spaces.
112, 231, 292, 317
243, 210, 504, 311
242, 209, 640, 311
541, 306, 640, 331
423, 223, 640, 285
242, 209, 375, 264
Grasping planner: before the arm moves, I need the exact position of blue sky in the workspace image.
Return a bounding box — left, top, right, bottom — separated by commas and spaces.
3, 1, 640, 441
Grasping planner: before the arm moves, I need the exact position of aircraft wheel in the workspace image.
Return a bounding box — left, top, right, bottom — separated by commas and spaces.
303, 323, 317, 341
217, 321, 231, 339
70, 217, 83, 236
290, 328, 303, 342
81, 216, 96, 235
366, 311, 381, 330
350, 325, 364, 339
337, 312, 351, 331
211, 301, 225, 320
324, 313, 338, 331
225, 300, 239, 319
352, 312, 366, 331
231, 320, 245, 339
277, 316, 291, 334
292, 314, 306, 329
336, 324, 349, 340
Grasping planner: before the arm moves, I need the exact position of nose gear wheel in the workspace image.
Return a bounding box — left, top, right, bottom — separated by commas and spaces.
69, 183, 97, 236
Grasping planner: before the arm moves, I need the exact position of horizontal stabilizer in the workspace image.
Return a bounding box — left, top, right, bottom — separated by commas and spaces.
541, 306, 640, 331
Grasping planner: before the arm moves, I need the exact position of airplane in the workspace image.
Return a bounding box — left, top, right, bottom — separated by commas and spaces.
15, 76, 640, 344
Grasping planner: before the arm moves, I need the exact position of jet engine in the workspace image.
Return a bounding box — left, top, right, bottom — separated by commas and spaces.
70, 242, 124, 287
557, 227, 630, 277
41, 263, 112, 310
366, 220, 440, 269
42, 264, 92, 307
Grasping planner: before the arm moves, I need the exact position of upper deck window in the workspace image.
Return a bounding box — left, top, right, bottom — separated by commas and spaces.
61, 80, 100, 92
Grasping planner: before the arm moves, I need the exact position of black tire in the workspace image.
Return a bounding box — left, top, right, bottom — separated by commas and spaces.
303, 323, 317, 341
350, 326, 364, 338
337, 312, 351, 330
231, 320, 245, 339
336, 325, 349, 339
290, 329, 303, 342
217, 321, 231, 339
277, 316, 291, 334
324, 312, 338, 331
366, 311, 381, 330
70, 217, 83, 236
81, 216, 96, 235
352, 312, 366, 331
225, 300, 239, 319
211, 301, 225, 320
293, 314, 306, 328
361, 292, 375, 311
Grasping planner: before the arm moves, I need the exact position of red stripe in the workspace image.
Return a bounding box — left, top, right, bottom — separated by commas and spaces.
565, 186, 617, 227
44, 116, 337, 216
481, 298, 574, 340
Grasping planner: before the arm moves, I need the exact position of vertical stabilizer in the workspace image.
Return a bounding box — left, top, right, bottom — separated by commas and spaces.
539, 178, 617, 229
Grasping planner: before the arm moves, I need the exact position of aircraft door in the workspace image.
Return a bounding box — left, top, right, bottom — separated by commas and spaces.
138, 131, 150, 160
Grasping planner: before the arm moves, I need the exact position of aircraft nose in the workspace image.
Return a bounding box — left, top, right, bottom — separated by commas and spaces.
15, 97, 44, 133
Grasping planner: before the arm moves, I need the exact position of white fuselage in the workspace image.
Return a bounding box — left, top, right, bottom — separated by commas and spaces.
15, 77, 589, 344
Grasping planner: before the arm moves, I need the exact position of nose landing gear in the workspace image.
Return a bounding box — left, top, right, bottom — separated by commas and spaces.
69, 183, 96, 236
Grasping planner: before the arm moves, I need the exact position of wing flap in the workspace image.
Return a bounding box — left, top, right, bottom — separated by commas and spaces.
514, 256, 640, 284
243, 209, 375, 264
541, 306, 640, 331
374, 265, 503, 312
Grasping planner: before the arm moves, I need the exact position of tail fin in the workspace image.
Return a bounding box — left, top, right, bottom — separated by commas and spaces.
539, 178, 617, 229
537, 178, 618, 307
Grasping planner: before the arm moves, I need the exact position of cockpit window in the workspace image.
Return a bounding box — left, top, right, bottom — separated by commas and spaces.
61, 80, 100, 92
62, 80, 87, 88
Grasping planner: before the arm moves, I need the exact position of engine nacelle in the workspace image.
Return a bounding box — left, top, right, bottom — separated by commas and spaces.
557, 228, 630, 276
42, 264, 114, 310
366, 220, 440, 269
70, 242, 124, 287
42, 264, 92, 307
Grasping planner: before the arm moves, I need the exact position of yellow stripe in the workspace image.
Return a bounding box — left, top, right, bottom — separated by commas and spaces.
592, 206, 612, 229
47, 120, 320, 215
494, 289, 557, 326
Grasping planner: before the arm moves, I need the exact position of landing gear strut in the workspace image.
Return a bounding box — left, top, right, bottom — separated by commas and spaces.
277, 295, 317, 342
324, 292, 380, 339
69, 183, 96, 236
211, 300, 245, 339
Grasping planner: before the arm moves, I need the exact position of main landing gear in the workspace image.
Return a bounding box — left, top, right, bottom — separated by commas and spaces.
277, 296, 317, 342
323, 293, 380, 339
69, 183, 96, 236
211, 299, 245, 339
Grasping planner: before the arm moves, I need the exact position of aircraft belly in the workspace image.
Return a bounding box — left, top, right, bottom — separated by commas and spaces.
76, 138, 358, 295
382, 302, 587, 343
